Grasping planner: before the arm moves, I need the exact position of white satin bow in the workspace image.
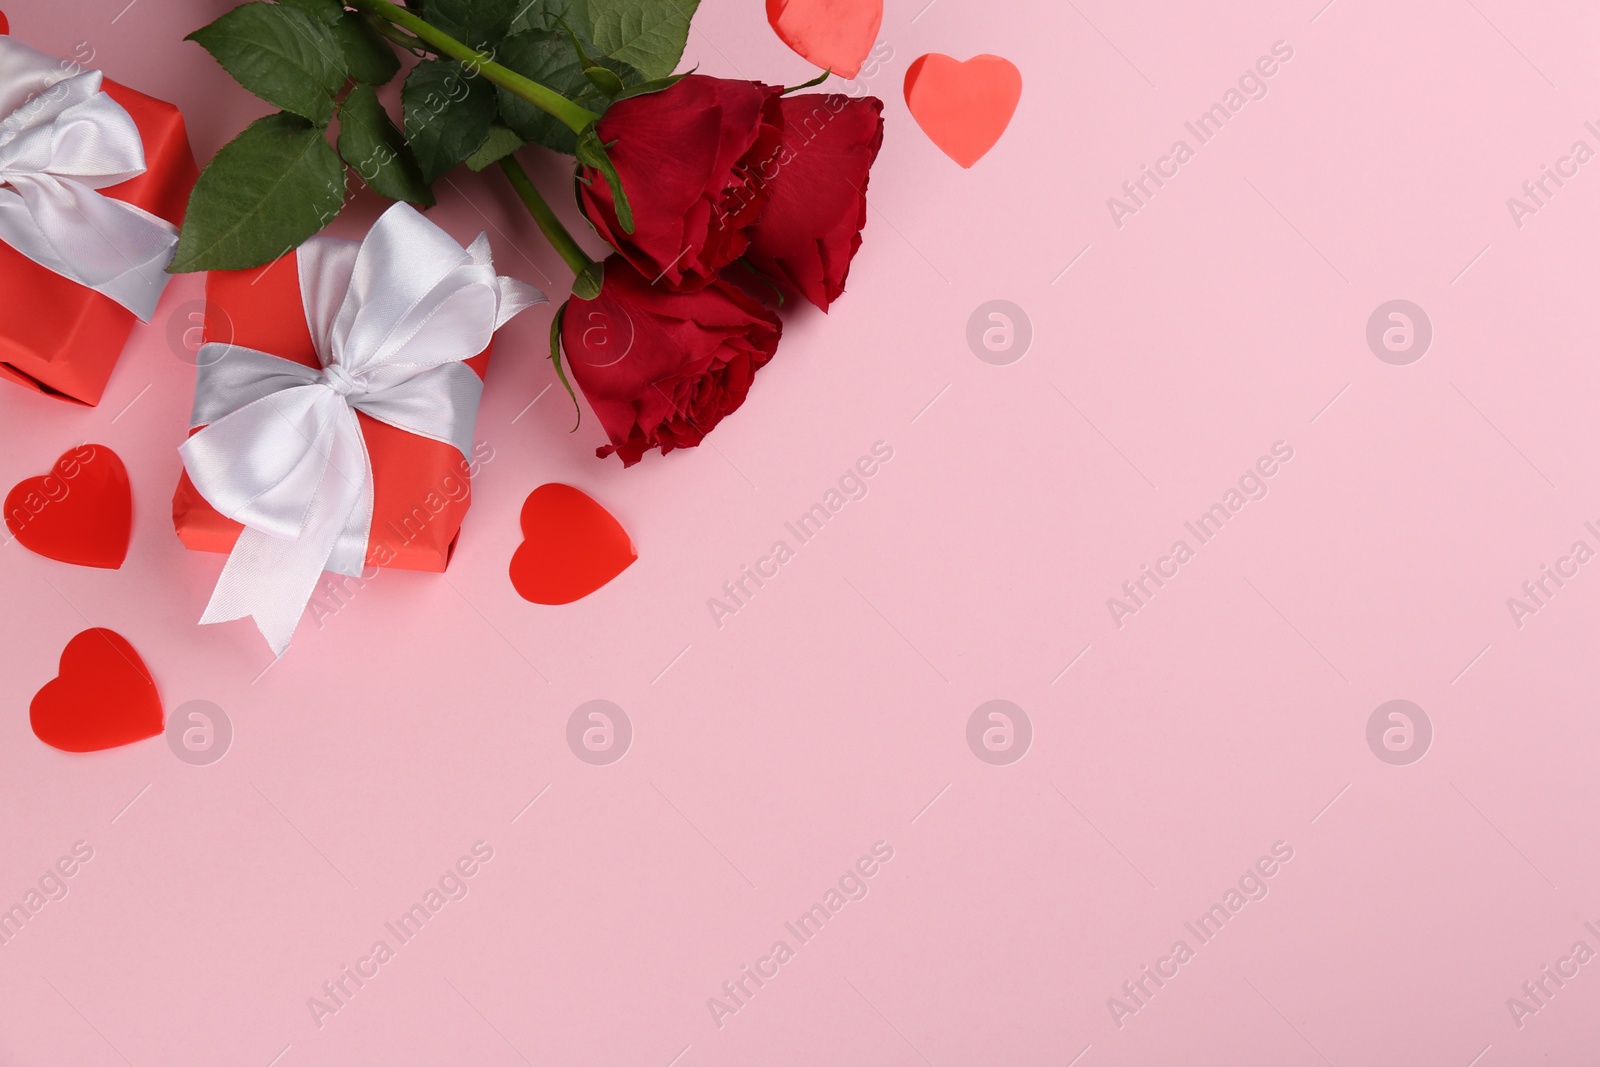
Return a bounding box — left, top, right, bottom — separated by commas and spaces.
180, 202, 544, 655
0, 37, 179, 319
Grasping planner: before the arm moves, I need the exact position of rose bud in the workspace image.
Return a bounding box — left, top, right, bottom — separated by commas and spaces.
578, 75, 784, 291
562, 257, 782, 466
745, 94, 885, 311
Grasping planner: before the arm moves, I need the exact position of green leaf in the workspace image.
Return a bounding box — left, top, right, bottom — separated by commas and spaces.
338, 84, 433, 205
464, 123, 528, 171
494, 30, 594, 154
549, 302, 581, 430
418, 0, 518, 47
275, 0, 341, 24
585, 0, 698, 79
592, 54, 650, 88
552, 15, 602, 68
509, 0, 591, 35
276, 0, 401, 83
187, 3, 346, 124
171, 112, 347, 273
332, 12, 402, 84
510, 0, 678, 82
402, 59, 497, 183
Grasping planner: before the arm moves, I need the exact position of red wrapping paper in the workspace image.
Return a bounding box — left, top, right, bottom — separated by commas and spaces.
0, 39, 197, 405
171, 253, 494, 573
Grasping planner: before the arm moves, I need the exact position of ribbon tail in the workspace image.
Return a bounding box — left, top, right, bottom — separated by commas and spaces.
200, 527, 334, 657
80, 199, 179, 321
0, 176, 177, 320
198, 408, 372, 656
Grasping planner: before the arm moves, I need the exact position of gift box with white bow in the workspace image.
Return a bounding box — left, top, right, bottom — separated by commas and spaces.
171, 202, 543, 655
0, 24, 196, 404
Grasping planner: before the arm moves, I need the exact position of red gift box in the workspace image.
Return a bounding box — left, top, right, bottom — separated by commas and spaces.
0, 30, 198, 405
171, 254, 494, 572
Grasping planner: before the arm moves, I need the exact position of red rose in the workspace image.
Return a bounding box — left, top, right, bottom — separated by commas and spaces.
579, 76, 783, 291
745, 94, 885, 311
563, 257, 782, 466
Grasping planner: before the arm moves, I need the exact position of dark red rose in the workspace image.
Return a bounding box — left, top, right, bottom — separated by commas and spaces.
579, 76, 784, 291
744, 94, 885, 311
563, 257, 782, 466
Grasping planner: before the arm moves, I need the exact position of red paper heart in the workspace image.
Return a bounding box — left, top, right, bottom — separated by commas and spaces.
903, 53, 1022, 168
32, 629, 163, 753
766, 0, 881, 79
0, 11, 9, 35
511, 484, 637, 605
5, 444, 131, 569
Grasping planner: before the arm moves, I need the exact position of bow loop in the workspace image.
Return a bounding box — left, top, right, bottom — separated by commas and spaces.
181, 383, 352, 540
319, 205, 541, 374
0, 38, 177, 319
0, 70, 138, 186
181, 202, 545, 655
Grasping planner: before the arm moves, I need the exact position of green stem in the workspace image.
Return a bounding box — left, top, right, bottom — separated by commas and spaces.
499, 155, 594, 277
348, 0, 600, 133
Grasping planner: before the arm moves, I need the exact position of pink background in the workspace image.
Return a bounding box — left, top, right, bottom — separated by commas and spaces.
4, 0, 1600, 1063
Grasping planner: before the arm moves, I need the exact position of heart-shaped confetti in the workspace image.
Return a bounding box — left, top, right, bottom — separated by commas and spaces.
904, 53, 1022, 168
31, 629, 163, 753
511, 484, 636, 605
766, 0, 881, 79
5, 444, 132, 569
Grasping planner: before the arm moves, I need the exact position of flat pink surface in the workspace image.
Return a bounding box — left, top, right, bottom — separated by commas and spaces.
3, 1, 1599, 1064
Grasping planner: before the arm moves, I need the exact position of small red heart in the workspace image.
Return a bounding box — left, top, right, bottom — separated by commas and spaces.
32, 629, 163, 753
5, 444, 131, 569
766, 0, 881, 79
0, 11, 10, 35
511, 484, 637, 605
904, 53, 1023, 168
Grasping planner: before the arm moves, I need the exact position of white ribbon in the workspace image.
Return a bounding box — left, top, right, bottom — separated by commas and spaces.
0, 37, 179, 319
180, 202, 544, 655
